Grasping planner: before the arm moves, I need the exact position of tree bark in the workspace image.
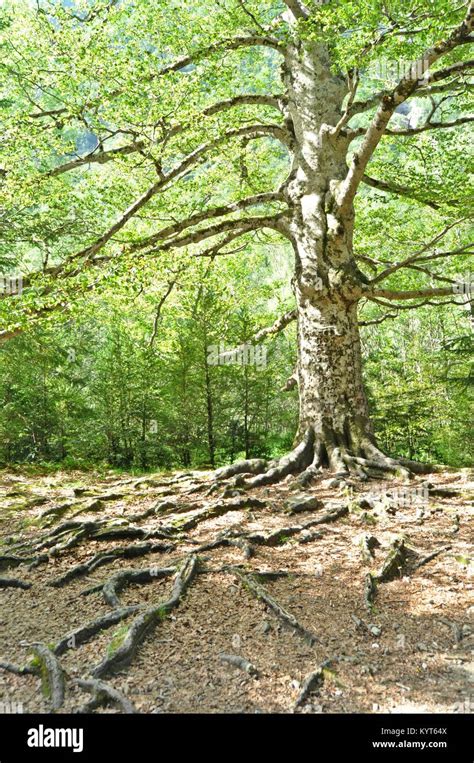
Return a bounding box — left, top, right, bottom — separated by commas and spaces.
282, 39, 378, 472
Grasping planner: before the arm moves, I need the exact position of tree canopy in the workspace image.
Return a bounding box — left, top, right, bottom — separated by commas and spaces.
0, 0, 472, 470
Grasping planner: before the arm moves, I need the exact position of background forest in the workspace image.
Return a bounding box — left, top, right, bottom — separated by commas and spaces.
1, 237, 472, 471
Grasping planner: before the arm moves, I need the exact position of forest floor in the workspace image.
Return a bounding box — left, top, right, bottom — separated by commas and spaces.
0, 465, 472, 715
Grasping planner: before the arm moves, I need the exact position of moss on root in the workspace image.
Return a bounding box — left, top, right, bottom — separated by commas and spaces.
29, 654, 51, 699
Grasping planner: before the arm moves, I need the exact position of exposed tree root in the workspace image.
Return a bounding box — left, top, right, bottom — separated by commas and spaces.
376, 538, 407, 583
38, 519, 95, 544
4, 494, 48, 510
413, 545, 452, 571
230, 538, 255, 558
48, 541, 174, 588
346, 442, 413, 481
193, 535, 256, 558
39, 491, 129, 527
90, 524, 175, 543
194, 504, 347, 559
0, 660, 35, 676
30, 644, 65, 712
244, 430, 315, 489
296, 465, 323, 488
439, 618, 464, 645
38, 502, 74, 525
73, 678, 136, 713
26, 554, 57, 569
248, 570, 292, 581
428, 485, 466, 498
208, 427, 424, 491
213, 459, 268, 482
244, 505, 348, 546
451, 512, 461, 534
94, 566, 176, 608
359, 534, 381, 564
34, 518, 174, 552
91, 555, 198, 678
54, 607, 140, 656
0, 554, 38, 572
1, 642, 135, 712
17, 520, 108, 562
230, 567, 317, 646
364, 573, 377, 611
364, 538, 407, 609
133, 499, 181, 521
294, 659, 333, 710
398, 458, 437, 475
219, 653, 258, 677
1, 465, 463, 714
131, 473, 194, 490
39, 501, 92, 526
172, 496, 266, 532
6, 520, 177, 571
201, 483, 222, 498
285, 494, 323, 514
0, 576, 31, 589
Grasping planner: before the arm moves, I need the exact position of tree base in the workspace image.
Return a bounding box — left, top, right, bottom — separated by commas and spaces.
214, 429, 435, 489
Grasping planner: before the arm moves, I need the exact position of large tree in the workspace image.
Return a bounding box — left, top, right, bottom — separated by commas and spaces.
0, 0, 472, 484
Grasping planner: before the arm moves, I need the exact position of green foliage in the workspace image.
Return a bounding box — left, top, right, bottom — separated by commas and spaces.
0, 0, 471, 470
0, 247, 298, 468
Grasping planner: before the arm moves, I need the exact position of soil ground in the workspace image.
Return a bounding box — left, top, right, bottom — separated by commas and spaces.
0, 466, 472, 714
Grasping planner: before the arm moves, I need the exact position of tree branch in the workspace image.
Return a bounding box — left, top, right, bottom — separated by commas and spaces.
191, 231, 252, 258
0, 217, 287, 343
14, 125, 290, 291
145, 214, 288, 256
129, 192, 286, 252
408, 244, 474, 264
369, 219, 470, 285
282, 0, 309, 21
157, 35, 284, 76
337, 2, 474, 212
419, 58, 474, 87
359, 311, 399, 326
252, 308, 297, 342
215, 308, 297, 364
149, 265, 188, 347
362, 174, 441, 209
367, 295, 467, 311
1, 190, 287, 304
368, 286, 457, 301
348, 59, 474, 118
47, 95, 285, 178
386, 115, 474, 135
48, 141, 146, 177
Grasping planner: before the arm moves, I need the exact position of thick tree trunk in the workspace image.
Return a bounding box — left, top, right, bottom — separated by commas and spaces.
219, 37, 415, 486
282, 39, 378, 471
295, 295, 374, 464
